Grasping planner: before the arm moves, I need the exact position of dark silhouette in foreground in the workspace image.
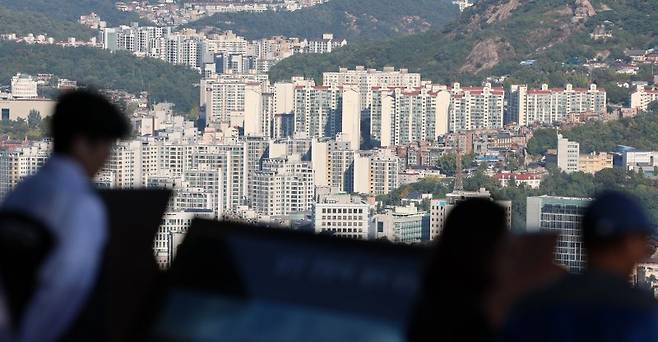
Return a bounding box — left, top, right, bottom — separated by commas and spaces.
408, 198, 508, 342
503, 191, 658, 342
0, 90, 129, 342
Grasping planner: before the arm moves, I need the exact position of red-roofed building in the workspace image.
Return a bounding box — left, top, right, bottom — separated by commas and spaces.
494, 172, 544, 189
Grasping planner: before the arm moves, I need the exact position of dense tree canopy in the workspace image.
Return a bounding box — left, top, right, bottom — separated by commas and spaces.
0, 6, 96, 40
0, 42, 201, 113
0, 0, 139, 25
527, 109, 658, 156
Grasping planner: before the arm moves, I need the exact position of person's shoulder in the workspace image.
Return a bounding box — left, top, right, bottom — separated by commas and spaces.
513, 272, 658, 315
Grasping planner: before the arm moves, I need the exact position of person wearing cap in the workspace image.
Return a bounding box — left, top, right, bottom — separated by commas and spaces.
502, 191, 658, 342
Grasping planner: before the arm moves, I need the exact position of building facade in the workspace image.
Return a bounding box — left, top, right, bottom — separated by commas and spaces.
526, 195, 591, 272
510, 84, 606, 126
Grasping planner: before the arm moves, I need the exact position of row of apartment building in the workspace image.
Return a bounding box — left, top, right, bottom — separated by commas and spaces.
100, 24, 345, 73
199, 68, 610, 150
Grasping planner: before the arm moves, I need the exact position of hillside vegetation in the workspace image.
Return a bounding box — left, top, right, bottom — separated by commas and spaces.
187, 0, 459, 41
0, 0, 139, 25
0, 6, 96, 40
527, 108, 658, 155
269, 0, 657, 101
0, 42, 201, 113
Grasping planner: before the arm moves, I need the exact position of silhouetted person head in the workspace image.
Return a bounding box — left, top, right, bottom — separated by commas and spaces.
409, 198, 508, 342
50, 90, 130, 178
582, 191, 656, 277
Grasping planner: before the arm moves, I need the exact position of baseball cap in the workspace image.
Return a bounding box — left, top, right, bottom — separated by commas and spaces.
582, 191, 656, 238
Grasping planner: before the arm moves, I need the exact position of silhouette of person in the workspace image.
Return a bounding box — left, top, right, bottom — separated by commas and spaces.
502, 191, 658, 341
408, 198, 508, 342
1, 90, 130, 342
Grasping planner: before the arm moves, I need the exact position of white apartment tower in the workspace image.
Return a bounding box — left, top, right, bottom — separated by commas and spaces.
0, 142, 50, 198
449, 83, 504, 131
293, 84, 342, 139
341, 86, 361, 150
370, 85, 450, 147
557, 134, 580, 174
630, 85, 658, 112
509, 84, 607, 126
251, 154, 314, 217
323, 66, 422, 111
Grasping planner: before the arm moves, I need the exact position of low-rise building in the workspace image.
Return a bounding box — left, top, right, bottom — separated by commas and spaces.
630, 85, 658, 111
494, 172, 543, 188
578, 152, 613, 174
313, 194, 370, 240
373, 204, 428, 243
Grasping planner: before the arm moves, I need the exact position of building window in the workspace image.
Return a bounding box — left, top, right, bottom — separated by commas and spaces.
1, 109, 9, 121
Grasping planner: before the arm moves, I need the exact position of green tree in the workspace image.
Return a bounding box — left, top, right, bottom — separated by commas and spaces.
527, 128, 557, 156
27, 110, 42, 129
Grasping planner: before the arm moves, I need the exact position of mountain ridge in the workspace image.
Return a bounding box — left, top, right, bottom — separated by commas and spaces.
268, 0, 657, 102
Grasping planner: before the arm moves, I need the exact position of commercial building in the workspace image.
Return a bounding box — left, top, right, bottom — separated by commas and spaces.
578, 152, 613, 174
373, 204, 428, 243
0, 99, 56, 121
314, 194, 370, 240
526, 195, 591, 272
11, 74, 38, 98
621, 150, 658, 175
509, 84, 607, 126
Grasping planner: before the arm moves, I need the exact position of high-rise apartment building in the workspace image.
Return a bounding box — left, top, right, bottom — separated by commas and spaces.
251, 154, 314, 217
526, 195, 591, 272
323, 66, 422, 111
370, 85, 450, 146
509, 84, 607, 126
352, 148, 400, 196
293, 84, 343, 139
0, 142, 50, 198
449, 83, 504, 132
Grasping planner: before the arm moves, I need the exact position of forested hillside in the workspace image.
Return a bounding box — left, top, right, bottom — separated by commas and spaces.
0, 42, 201, 113
527, 107, 658, 155
0, 6, 96, 40
187, 0, 459, 41
0, 0, 139, 25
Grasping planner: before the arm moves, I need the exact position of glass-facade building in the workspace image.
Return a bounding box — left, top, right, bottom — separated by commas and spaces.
526, 196, 591, 272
